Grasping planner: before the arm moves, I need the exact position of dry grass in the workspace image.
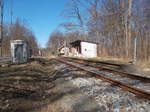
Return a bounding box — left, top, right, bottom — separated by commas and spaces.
0, 58, 57, 112
135, 61, 150, 75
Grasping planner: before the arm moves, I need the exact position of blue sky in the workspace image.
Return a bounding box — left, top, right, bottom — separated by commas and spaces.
4, 0, 70, 47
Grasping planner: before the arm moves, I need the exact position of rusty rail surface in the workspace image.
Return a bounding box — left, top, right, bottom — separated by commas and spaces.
61, 57, 150, 83
65, 57, 121, 67
55, 58, 150, 100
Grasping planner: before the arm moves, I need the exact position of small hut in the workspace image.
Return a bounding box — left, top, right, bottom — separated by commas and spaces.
70, 40, 97, 58
11, 40, 29, 63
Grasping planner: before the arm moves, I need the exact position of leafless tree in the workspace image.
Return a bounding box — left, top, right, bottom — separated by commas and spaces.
2, 19, 39, 56
48, 0, 150, 62
47, 30, 64, 54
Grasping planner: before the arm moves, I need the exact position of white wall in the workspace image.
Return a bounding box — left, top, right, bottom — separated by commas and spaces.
81, 42, 97, 58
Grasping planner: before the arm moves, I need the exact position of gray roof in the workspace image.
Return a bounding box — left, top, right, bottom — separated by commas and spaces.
70, 40, 98, 45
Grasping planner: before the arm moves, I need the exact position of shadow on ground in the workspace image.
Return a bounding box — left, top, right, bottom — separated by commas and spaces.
0, 58, 100, 112
0, 58, 63, 112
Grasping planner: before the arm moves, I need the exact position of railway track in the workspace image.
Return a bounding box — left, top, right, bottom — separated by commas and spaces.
62, 57, 150, 83
54, 58, 150, 100
64, 57, 121, 69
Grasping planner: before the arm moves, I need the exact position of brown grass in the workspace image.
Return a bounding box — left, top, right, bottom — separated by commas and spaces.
0, 59, 57, 112
135, 61, 150, 75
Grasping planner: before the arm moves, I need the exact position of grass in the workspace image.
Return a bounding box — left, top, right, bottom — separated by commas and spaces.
135, 61, 150, 75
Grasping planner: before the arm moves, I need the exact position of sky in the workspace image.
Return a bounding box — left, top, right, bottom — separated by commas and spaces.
4, 0, 70, 48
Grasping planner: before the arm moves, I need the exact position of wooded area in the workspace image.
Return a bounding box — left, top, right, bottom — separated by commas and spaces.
2, 20, 39, 56
0, 1, 150, 112
47, 0, 150, 62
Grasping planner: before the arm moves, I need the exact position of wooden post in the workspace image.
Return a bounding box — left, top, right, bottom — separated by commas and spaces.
134, 38, 137, 63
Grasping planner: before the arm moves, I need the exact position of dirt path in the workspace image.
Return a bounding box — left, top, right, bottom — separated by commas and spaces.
37, 70, 101, 112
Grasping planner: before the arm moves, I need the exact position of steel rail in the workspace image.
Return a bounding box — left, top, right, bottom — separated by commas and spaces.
61, 57, 150, 83
65, 57, 121, 67
55, 58, 150, 100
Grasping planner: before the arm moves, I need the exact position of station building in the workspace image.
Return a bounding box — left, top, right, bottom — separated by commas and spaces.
59, 40, 98, 58
70, 40, 97, 58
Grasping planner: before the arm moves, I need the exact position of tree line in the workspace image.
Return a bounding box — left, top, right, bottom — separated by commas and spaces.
47, 0, 150, 62
2, 19, 39, 57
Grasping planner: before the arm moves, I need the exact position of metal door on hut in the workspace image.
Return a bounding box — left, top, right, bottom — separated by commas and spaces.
14, 44, 23, 63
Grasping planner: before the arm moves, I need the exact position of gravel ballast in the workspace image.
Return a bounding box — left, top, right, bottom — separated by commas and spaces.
69, 71, 150, 112
68, 61, 150, 92
56, 60, 150, 112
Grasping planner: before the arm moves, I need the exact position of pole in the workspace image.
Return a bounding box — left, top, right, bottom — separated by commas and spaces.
10, 0, 13, 25
0, 0, 3, 57
134, 38, 137, 63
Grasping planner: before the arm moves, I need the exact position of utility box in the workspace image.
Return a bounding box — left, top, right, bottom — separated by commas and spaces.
11, 40, 29, 63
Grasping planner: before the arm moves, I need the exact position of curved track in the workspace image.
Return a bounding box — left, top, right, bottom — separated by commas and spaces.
61, 57, 150, 83
55, 58, 150, 100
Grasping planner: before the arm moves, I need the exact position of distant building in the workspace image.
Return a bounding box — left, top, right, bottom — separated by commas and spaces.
11, 40, 29, 63
70, 40, 97, 58
58, 46, 70, 56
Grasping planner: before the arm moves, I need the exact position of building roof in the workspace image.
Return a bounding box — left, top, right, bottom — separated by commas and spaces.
11, 40, 27, 44
70, 40, 98, 45
58, 46, 65, 51
58, 46, 70, 51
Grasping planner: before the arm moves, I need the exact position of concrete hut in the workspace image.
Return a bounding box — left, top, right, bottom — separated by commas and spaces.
70, 40, 98, 58
11, 40, 29, 63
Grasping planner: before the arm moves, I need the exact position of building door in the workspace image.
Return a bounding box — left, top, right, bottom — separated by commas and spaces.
14, 44, 23, 63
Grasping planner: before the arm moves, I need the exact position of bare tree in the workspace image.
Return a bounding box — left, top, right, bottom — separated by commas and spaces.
125, 0, 133, 58
2, 20, 39, 56
0, 0, 3, 56
47, 30, 64, 54
61, 0, 89, 35
48, 0, 150, 62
